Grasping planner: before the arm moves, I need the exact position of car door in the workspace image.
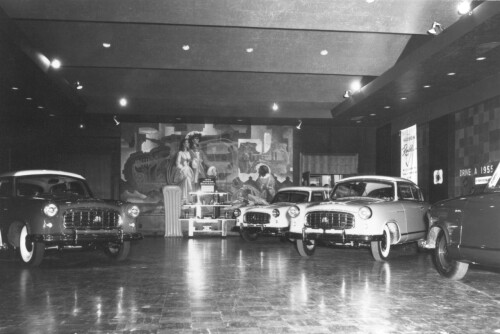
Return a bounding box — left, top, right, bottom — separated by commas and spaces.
460, 192, 500, 265
397, 182, 428, 242
0, 177, 14, 245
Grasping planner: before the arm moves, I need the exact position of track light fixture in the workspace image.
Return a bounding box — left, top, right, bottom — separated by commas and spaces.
113, 115, 120, 126
296, 120, 302, 130
343, 90, 351, 99
427, 22, 443, 36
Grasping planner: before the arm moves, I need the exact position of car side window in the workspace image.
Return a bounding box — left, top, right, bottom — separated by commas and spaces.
17, 183, 44, 197
0, 178, 12, 197
397, 183, 420, 201
311, 192, 325, 202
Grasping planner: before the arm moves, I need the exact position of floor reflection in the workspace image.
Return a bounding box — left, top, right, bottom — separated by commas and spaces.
0, 238, 499, 333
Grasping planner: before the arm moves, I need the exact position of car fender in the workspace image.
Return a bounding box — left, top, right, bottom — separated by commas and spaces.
385, 221, 401, 245
7, 220, 27, 249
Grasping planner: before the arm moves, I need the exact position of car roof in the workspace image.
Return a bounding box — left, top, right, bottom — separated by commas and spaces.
338, 175, 415, 184
278, 186, 331, 192
0, 170, 85, 180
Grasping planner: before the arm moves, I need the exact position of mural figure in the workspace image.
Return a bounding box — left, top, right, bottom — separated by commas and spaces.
187, 132, 208, 186
256, 165, 276, 202
174, 138, 195, 204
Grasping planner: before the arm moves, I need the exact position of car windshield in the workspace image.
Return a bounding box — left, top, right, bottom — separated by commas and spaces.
271, 191, 309, 204
331, 180, 394, 201
15, 174, 92, 198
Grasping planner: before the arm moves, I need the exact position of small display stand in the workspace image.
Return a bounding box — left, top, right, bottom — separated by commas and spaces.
180, 191, 233, 237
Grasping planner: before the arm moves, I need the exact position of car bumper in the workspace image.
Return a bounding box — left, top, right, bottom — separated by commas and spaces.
28, 230, 143, 246
286, 231, 382, 243
241, 226, 289, 235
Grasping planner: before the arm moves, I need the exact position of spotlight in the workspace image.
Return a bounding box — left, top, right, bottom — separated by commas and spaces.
50, 59, 61, 69
75, 81, 83, 90
296, 120, 302, 130
272, 103, 279, 111
113, 115, 120, 126
427, 22, 443, 36
343, 90, 351, 99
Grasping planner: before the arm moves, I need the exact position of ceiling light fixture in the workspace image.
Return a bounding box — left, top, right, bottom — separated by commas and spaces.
119, 98, 128, 107
26, 97, 32, 100
272, 103, 279, 111
246, 48, 254, 53
75, 81, 83, 90
427, 22, 443, 36
350, 81, 362, 92
343, 90, 351, 98
102, 42, 111, 48
113, 115, 120, 126
37, 106, 44, 109
423, 85, 431, 88
182, 45, 190, 51
401, 97, 407, 100
50, 59, 61, 69
320, 50, 328, 56
296, 120, 302, 130
384, 106, 391, 109
447, 72, 456, 76
457, 1, 472, 15
476, 57, 486, 61
11, 86, 18, 90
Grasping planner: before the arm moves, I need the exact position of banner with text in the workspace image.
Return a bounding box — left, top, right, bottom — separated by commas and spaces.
401, 124, 418, 184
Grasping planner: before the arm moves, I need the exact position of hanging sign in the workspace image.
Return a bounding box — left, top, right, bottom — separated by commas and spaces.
401, 125, 418, 184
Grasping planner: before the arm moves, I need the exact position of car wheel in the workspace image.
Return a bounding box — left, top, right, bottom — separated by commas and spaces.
240, 229, 259, 242
433, 229, 469, 280
18, 225, 45, 266
296, 239, 316, 257
370, 224, 391, 261
104, 241, 131, 261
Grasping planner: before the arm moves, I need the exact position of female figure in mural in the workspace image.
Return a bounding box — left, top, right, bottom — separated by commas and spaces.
174, 138, 195, 204
256, 164, 276, 202
188, 133, 207, 185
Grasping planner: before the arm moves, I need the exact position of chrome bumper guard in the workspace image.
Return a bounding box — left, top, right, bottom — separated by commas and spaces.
28, 230, 143, 246
241, 226, 289, 235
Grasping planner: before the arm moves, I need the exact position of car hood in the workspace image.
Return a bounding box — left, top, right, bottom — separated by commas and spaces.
35, 194, 123, 207
304, 197, 385, 209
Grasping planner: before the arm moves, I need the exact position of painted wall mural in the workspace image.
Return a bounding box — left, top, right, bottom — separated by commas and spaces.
120, 123, 294, 214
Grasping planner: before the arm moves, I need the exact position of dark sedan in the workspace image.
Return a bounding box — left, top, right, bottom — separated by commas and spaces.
424, 163, 500, 279
0, 170, 142, 266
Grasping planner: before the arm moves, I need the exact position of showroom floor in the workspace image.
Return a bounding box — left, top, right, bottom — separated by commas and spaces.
1, 236, 500, 334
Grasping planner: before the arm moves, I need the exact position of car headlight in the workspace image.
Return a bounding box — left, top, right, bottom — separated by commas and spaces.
288, 205, 300, 218
127, 205, 140, 218
43, 203, 58, 217
234, 208, 241, 217
272, 209, 280, 218
358, 206, 372, 219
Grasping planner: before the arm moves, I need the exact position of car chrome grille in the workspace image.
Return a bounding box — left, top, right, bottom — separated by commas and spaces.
245, 212, 270, 224
305, 211, 354, 230
63, 208, 120, 230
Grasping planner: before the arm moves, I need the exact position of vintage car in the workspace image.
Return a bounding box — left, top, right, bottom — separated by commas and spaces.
239, 186, 331, 241
0, 170, 142, 266
423, 163, 500, 280
286, 175, 429, 261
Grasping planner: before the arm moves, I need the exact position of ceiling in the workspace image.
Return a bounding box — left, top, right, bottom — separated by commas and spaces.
1, 0, 499, 127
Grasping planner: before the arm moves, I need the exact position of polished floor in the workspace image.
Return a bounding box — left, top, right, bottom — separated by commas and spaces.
1, 236, 500, 334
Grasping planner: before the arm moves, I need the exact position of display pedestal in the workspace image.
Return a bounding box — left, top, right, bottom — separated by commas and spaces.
180, 191, 232, 238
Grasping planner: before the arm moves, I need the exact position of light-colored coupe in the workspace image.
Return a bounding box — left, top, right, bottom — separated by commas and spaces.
286, 175, 429, 261
239, 186, 330, 241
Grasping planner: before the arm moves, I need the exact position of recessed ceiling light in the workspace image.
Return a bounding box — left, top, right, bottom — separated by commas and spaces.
400, 97, 407, 100
237, 119, 243, 122
26, 97, 32, 100
366, 0, 375, 3
246, 48, 254, 53
447, 72, 456, 76
320, 50, 328, 56
37, 106, 44, 109
119, 98, 128, 107
370, 113, 376, 116
102, 43, 111, 48
457, 1, 471, 15
356, 120, 362, 123
11, 86, 18, 90
350, 81, 361, 91
49, 113, 56, 117
176, 117, 182, 121
272, 103, 279, 111
50, 59, 61, 69
384, 106, 391, 109
182, 45, 190, 51
75, 81, 83, 90
423, 85, 431, 88
476, 57, 486, 61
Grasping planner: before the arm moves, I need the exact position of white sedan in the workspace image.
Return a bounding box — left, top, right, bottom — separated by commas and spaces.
286, 175, 429, 261
237, 186, 330, 241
